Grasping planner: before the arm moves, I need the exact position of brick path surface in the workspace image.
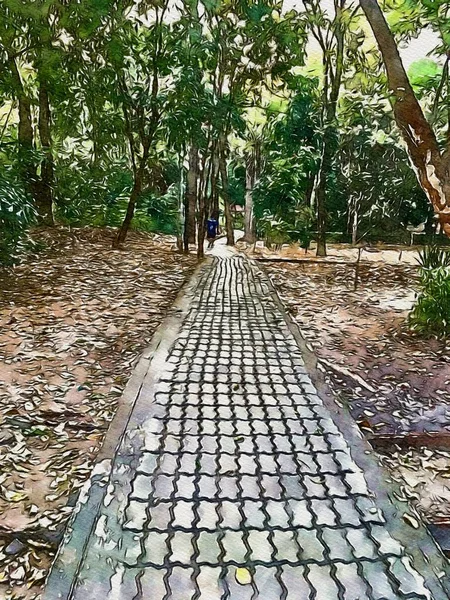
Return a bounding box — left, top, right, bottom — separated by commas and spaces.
46, 255, 435, 599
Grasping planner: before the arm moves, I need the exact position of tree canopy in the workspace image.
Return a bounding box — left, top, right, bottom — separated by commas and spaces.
0, 0, 449, 261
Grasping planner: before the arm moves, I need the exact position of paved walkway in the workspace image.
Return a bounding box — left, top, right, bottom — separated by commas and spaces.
45, 255, 436, 599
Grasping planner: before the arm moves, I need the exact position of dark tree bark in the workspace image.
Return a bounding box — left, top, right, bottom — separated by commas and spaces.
114, 0, 168, 247
7, 55, 42, 220
218, 148, 235, 246
244, 146, 260, 244
6, 51, 55, 225
209, 152, 220, 221
360, 0, 450, 236
113, 146, 149, 248
7, 55, 34, 150
304, 172, 316, 208
311, 0, 345, 257
315, 131, 334, 256
37, 78, 55, 226
196, 154, 209, 259
114, 163, 145, 247
244, 156, 256, 243
184, 145, 198, 250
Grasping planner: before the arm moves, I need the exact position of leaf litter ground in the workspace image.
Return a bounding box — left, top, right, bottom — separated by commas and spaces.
256, 244, 450, 538
0, 227, 196, 599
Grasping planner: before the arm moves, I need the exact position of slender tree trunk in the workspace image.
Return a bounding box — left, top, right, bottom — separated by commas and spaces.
315, 132, 334, 256
6, 54, 44, 218
113, 172, 143, 247
197, 192, 206, 259
196, 155, 207, 260
185, 145, 198, 248
360, 0, 450, 235
305, 172, 316, 208
37, 78, 55, 226
315, 181, 327, 256
8, 56, 33, 150
313, 3, 345, 257
210, 152, 220, 220
114, 149, 148, 248
351, 200, 358, 246
244, 152, 256, 243
218, 150, 235, 246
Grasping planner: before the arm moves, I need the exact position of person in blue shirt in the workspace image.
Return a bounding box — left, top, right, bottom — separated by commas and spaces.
206, 217, 219, 249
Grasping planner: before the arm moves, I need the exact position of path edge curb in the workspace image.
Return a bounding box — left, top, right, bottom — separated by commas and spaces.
254, 258, 450, 600
42, 257, 212, 600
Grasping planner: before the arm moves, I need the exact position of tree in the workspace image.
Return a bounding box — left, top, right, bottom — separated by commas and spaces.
303, 0, 347, 256
0, 2, 58, 225
360, 0, 450, 236
337, 90, 430, 244
253, 80, 322, 228
110, 0, 175, 247
243, 128, 263, 243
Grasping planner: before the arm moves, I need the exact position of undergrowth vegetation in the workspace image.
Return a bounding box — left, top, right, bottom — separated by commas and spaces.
409, 246, 450, 337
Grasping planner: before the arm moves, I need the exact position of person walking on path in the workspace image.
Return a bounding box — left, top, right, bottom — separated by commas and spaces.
206, 216, 219, 249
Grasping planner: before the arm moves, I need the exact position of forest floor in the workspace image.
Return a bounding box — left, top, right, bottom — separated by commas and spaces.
243, 241, 450, 547
0, 227, 196, 600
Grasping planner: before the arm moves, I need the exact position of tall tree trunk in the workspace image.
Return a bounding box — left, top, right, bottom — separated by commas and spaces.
196, 155, 207, 260
305, 172, 316, 208
113, 150, 148, 248
7, 54, 43, 218
315, 129, 334, 256
218, 150, 235, 246
7, 56, 34, 151
210, 152, 220, 220
360, 0, 450, 235
349, 196, 359, 246
37, 78, 55, 226
244, 152, 256, 243
314, 2, 345, 257
184, 145, 198, 249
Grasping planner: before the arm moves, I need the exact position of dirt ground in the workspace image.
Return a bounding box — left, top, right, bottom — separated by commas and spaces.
247, 242, 450, 534
0, 228, 196, 600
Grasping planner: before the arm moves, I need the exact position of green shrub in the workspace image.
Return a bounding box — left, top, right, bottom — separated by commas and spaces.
138, 184, 179, 235
0, 174, 36, 264
258, 213, 290, 247
409, 246, 450, 337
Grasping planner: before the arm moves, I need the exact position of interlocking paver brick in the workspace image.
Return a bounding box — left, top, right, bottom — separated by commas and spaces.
253, 566, 284, 600
124, 499, 147, 530
248, 530, 274, 562
334, 562, 370, 600
46, 255, 438, 600
148, 501, 171, 530
388, 557, 431, 599
296, 528, 325, 561
310, 498, 337, 526
363, 560, 399, 600
219, 500, 242, 529
272, 530, 299, 562
143, 531, 169, 565
139, 567, 167, 597
281, 565, 311, 597
307, 563, 340, 599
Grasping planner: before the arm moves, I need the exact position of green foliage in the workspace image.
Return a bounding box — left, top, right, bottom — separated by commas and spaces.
335, 88, 431, 241
408, 59, 442, 89
0, 173, 36, 263
409, 246, 450, 337
254, 78, 321, 221
54, 162, 133, 227
258, 213, 290, 246
0, 0, 449, 260
257, 205, 315, 248
416, 245, 450, 270
137, 185, 180, 236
